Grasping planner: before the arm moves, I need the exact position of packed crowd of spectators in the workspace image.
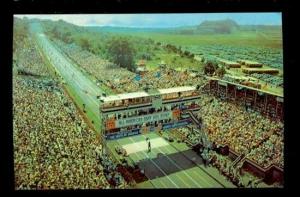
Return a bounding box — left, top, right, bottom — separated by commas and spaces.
176, 127, 204, 146
45, 35, 283, 177
13, 36, 51, 76
250, 73, 283, 87
135, 68, 206, 91
97, 151, 127, 188
52, 39, 138, 93
247, 133, 284, 168
13, 76, 121, 189
195, 95, 284, 168
52, 39, 207, 94
168, 127, 269, 187
11, 23, 285, 189
208, 150, 246, 187
13, 34, 127, 189
173, 94, 283, 169
53, 38, 284, 169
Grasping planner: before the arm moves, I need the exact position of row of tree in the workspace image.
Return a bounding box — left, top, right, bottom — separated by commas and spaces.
163, 43, 195, 59
45, 22, 160, 71
203, 60, 226, 77
106, 37, 136, 72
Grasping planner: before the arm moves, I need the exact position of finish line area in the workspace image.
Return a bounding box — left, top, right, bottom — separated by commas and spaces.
107, 131, 236, 188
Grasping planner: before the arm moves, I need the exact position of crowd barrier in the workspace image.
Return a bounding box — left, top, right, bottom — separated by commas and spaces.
228, 149, 283, 185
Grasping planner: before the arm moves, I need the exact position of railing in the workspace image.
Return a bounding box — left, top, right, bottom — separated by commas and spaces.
231, 153, 245, 168
101, 101, 151, 111
162, 94, 201, 103
185, 110, 202, 129
228, 149, 283, 185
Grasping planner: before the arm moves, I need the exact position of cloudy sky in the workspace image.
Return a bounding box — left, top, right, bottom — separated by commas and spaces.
15, 13, 282, 28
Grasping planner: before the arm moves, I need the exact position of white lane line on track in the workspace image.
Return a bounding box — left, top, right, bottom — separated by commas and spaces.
39, 36, 100, 109
158, 146, 202, 188
126, 141, 168, 188
128, 137, 179, 188
191, 169, 212, 187
159, 179, 168, 188
37, 36, 100, 125
39, 34, 100, 96
49, 41, 101, 95
145, 137, 202, 188
38, 40, 101, 128
148, 135, 214, 188
46, 55, 99, 111
175, 148, 221, 187
165, 134, 225, 188
53, 44, 100, 96
148, 145, 192, 188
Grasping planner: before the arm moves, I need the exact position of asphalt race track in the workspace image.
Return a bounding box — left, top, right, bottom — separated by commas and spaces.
31, 22, 103, 131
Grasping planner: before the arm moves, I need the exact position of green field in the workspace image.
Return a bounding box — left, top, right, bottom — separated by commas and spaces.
140, 52, 203, 71
122, 30, 282, 49
117, 29, 283, 71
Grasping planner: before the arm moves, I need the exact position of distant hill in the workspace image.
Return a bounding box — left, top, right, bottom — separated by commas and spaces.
85, 26, 187, 34
196, 19, 239, 34
239, 24, 282, 32
33, 17, 281, 36
19, 17, 281, 38
85, 20, 241, 35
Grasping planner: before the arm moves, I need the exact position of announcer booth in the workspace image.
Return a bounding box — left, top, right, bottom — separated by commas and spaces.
99, 86, 201, 140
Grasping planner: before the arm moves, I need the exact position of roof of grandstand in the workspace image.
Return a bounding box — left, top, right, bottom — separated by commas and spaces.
207, 76, 283, 98
218, 59, 240, 65
101, 91, 150, 102
242, 67, 279, 72
158, 86, 196, 95
100, 86, 196, 103
237, 59, 262, 65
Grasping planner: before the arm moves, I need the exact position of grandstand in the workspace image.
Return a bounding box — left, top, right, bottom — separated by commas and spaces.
218, 59, 241, 68
204, 77, 283, 121
13, 16, 284, 189
242, 67, 280, 75
237, 60, 263, 68
100, 86, 200, 140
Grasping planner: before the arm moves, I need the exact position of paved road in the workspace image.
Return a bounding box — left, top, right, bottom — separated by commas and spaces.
31, 23, 103, 131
